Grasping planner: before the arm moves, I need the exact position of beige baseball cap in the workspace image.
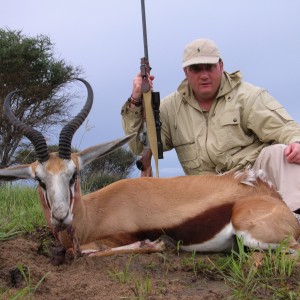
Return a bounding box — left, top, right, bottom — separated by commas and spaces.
182, 39, 221, 68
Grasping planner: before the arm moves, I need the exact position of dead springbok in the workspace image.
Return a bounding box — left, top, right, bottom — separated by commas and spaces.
1, 78, 300, 259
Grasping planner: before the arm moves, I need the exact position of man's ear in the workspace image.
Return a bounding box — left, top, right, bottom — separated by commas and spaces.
219, 59, 224, 72
183, 67, 188, 77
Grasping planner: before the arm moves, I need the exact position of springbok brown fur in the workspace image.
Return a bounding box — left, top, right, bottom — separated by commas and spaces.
1, 79, 300, 258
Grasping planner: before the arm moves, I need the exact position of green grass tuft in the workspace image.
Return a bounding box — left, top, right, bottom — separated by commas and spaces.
0, 184, 46, 240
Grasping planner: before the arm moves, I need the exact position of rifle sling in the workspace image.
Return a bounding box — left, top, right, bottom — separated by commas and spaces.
143, 91, 159, 177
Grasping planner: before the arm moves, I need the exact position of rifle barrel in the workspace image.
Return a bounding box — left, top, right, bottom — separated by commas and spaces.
141, 0, 149, 60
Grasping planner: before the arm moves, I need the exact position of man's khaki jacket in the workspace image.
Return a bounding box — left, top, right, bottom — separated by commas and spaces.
121, 71, 300, 175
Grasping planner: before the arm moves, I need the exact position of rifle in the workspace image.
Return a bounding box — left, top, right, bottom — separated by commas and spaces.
136, 0, 163, 177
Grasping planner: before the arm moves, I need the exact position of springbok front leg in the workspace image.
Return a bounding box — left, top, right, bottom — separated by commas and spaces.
66, 226, 82, 259
232, 196, 300, 253
69, 234, 171, 257
84, 239, 166, 257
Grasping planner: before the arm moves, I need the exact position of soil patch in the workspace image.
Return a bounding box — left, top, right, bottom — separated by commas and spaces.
0, 229, 230, 299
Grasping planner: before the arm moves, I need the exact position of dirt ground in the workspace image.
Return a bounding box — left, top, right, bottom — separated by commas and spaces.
0, 228, 231, 300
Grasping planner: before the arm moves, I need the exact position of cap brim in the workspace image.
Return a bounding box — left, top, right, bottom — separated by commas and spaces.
182, 56, 220, 68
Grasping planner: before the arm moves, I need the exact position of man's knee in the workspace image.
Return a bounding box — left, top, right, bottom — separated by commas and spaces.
253, 144, 286, 171
258, 144, 286, 159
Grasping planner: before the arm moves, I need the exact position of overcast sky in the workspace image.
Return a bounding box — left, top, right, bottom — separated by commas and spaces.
1, 0, 300, 177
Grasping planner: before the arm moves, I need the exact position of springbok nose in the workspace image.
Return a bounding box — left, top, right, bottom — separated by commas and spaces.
52, 210, 70, 224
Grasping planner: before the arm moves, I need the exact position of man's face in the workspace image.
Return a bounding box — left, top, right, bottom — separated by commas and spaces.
184, 60, 223, 102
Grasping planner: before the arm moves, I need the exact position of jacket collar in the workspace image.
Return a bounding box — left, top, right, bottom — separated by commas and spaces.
217, 71, 242, 98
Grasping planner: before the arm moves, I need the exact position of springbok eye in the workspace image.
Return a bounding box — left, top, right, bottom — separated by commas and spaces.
70, 173, 77, 186
36, 177, 46, 190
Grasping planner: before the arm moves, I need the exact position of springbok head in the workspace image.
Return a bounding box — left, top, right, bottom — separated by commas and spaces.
0, 78, 135, 230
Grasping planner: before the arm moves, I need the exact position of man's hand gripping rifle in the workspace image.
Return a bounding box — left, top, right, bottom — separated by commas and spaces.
136, 0, 163, 177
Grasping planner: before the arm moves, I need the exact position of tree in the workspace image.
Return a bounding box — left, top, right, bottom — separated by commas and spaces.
0, 28, 83, 167
80, 147, 137, 192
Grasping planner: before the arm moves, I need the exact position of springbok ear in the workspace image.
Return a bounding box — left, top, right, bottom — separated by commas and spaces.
77, 133, 136, 170
0, 164, 35, 181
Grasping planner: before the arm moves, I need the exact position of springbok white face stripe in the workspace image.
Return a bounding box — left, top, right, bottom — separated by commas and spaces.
70, 179, 76, 213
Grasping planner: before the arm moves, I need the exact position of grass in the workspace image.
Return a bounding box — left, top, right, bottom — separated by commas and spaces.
131, 273, 152, 299
181, 250, 203, 277
210, 237, 300, 299
4, 263, 50, 300
108, 254, 153, 299
0, 183, 48, 299
0, 183, 46, 240
108, 255, 134, 284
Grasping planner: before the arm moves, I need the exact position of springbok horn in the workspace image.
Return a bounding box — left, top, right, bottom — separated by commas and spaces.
4, 91, 49, 163
58, 78, 93, 160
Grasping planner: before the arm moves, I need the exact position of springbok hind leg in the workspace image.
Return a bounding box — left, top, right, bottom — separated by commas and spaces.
232, 197, 300, 253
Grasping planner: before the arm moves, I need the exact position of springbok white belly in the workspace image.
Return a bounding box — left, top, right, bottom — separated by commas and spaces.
180, 222, 234, 252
